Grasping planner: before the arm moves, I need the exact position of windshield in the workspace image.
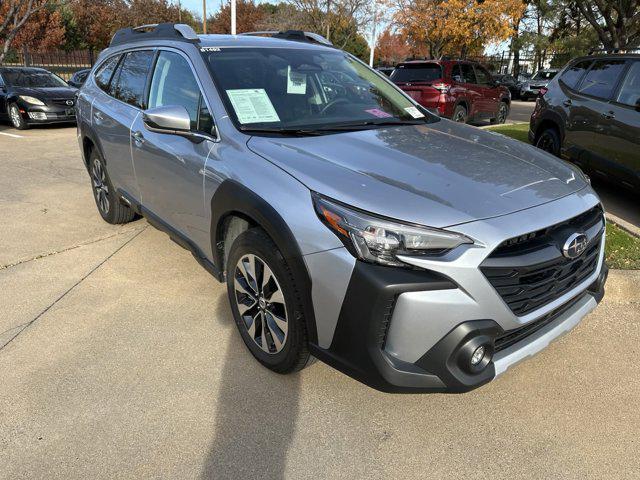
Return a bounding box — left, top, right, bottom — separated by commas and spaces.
3, 70, 68, 88
204, 47, 436, 133
532, 71, 557, 81
390, 64, 442, 83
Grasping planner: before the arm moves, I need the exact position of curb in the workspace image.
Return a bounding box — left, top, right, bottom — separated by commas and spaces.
606, 212, 640, 238
478, 122, 528, 130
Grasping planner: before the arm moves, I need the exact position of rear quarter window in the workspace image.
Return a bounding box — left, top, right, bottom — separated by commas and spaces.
94, 55, 120, 92
559, 60, 592, 89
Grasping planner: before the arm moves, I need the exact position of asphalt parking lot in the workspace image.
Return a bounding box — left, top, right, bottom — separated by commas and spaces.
1, 125, 639, 479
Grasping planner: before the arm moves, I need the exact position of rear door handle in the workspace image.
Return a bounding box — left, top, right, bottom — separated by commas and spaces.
131, 130, 145, 145
93, 111, 104, 123
562, 99, 572, 107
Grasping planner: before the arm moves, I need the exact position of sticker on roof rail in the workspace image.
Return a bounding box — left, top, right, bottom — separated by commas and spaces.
226, 89, 280, 124
201, 47, 221, 52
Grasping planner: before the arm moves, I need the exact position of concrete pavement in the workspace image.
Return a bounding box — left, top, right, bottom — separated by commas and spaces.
1, 125, 639, 479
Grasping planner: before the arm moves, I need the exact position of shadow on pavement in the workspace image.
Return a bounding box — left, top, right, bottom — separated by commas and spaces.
200, 293, 300, 480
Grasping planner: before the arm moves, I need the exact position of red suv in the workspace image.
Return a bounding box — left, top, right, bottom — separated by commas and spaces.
391, 60, 511, 123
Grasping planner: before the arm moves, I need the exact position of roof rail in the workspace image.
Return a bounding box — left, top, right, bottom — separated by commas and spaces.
587, 47, 640, 55
110, 23, 199, 47
240, 30, 333, 46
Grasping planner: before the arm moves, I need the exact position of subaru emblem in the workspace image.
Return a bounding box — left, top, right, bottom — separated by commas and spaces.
562, 233, 588, 259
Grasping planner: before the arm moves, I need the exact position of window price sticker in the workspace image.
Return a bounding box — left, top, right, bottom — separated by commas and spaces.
226, 89, 280, 124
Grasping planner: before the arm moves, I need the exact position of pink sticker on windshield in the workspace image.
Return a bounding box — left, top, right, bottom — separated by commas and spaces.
365, 108, 393, 118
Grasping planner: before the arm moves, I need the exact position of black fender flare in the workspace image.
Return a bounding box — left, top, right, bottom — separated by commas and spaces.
80, 123, 107, 169
535, 110, 565, 143
210, 180, 318, 344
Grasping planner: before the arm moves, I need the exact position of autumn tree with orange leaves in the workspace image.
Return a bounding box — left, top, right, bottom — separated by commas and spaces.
392, 0, 526, 59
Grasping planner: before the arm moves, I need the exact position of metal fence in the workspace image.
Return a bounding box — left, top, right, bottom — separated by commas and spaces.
1, 48, 96, 80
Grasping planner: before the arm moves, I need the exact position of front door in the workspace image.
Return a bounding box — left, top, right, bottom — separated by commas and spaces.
473, 65, 500, 118
132, 50, 217, 251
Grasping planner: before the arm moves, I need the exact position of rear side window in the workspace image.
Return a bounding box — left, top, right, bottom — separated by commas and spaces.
94, 55, 120, 92
559, 60, 592, 89
616, 61, 640, 108
391, 64, 442, 83
112, 50, 154, 108
578, 59, 627, 99
148, 50, 213, 134
458, 64, 476, 84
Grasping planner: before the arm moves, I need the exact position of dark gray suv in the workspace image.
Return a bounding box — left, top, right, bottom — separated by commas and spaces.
76, 24, 608, 393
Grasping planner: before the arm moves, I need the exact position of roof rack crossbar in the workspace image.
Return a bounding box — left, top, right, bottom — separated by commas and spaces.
240, 30, 333, 46
110, 23, 199, 47
587, 47, 640, 55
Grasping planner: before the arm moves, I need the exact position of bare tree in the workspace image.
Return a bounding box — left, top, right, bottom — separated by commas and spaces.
574, 0, 639, 50
0, 0, 52, 64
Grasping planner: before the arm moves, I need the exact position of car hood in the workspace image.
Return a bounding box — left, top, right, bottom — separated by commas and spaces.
11, 86, 77, 99
247, 120, 587, 228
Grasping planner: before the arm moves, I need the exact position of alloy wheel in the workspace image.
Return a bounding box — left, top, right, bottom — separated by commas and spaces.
233, 254, 288, 354
536, 132, 556, 154
453, 109, 466, 122
9, 105, 22, 128
497, 104, 507, 123
91, 158, 110, 214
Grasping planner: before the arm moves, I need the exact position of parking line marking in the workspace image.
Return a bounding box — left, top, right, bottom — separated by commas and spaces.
0, 131, 24, 138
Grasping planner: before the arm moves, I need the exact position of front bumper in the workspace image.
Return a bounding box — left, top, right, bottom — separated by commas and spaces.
18, 103, 76, 125
309, 190, 607, 393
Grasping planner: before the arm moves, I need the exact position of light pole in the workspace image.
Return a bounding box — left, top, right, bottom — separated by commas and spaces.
202, 0, 207, 34
369, 2, 378, 67
231, 0, 236, 34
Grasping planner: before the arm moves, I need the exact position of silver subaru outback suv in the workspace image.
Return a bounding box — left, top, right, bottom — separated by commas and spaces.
76, 24, 608, 393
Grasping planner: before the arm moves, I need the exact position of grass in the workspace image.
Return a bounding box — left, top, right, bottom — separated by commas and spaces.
605, 223, 640, 270
487, 123, 640, 270
485, 122, 530, 142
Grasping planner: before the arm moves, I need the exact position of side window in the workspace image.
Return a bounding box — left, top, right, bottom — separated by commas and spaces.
616, 61, 640, 108
460, 64, 476, 84
94, 55, 120, 92
452, 65, 463, 83
148, 50, 213, 134
559, 60, 592, 89
112, 50, 154, 109
474, 66, 492, 85
578, 59, 627, 100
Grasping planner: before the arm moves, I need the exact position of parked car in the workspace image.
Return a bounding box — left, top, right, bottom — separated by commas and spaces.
68, 68, 91, 88
390, 60, 511, 123
520, 69, 559, 100
493, 73, 520, 99
529, 53, 640, 190
77, 23, 607, 393
375, 66, 394, 77
0, 67, 77, 129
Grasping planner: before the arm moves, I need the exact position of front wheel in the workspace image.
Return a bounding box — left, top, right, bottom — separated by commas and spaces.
491, 102, 508, 124
535, 127, 561, 157
226, 228, 310, 374
8, 104, 28, 130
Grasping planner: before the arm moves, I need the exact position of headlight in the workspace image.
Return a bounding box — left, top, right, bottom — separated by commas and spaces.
19, 95, 45, 106
313, 194, 473, 267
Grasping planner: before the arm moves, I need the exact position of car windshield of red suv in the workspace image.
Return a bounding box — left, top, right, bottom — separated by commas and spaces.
391, 64, 442, 83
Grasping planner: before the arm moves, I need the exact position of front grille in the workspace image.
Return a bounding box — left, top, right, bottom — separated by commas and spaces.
494, 293, 586, 352
481, 206, 603, 317
49, 98, 75, 107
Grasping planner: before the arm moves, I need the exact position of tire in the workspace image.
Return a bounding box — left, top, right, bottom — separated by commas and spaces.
535, 126, 561, 157
88, 149, 136, 224
8, 103, 28, 130
452, 104, 468, 123
226, 228, 310, 374
490, 102, 508, 124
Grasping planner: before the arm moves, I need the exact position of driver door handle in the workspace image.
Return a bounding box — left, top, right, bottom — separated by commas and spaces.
131, 130, 145, 145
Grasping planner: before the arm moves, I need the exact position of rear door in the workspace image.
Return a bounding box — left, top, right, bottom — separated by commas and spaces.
603, 60, 640, 187
390, 63, 443, 109
131, 49, 216, 249
565, 58, 628, 178
457, 63, 482, 118
92, 50, 155, 201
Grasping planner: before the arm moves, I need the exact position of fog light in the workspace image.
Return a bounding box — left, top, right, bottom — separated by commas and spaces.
470, 345, 486, 366
28, 112, 47, 120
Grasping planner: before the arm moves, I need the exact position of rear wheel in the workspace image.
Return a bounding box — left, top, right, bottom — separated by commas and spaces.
89, 149, 136, 224
535, 127, 561, 157
452, 104, 468, 123
8, 104, 28, 130
227, 228, 310, 374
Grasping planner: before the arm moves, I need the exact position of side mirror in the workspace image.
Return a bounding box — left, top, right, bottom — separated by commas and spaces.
635, 98, 640, 112
143, 105, 192, 134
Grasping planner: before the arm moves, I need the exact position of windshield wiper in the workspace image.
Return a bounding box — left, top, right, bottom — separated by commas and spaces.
239, 127, 326, 136
315, 119, 427, 131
